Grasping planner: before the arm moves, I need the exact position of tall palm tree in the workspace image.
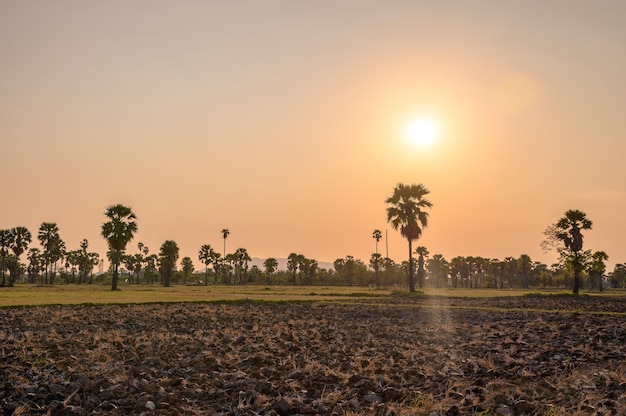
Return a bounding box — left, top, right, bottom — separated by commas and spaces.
101, 204, 138, 291
386, 183, 433, 292
372, 230, 382, 254
555, 209, 592, 294
221, 229, 230, 258
371, 230, 383, 287
38, 222, 62, 284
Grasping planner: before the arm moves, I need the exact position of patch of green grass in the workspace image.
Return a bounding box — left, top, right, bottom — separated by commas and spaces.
0, 283, 395, 307
308, 291, 385, 298
523, 290, 589, 298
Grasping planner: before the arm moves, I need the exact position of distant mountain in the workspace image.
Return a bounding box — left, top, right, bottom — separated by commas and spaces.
249, 257, 334, 271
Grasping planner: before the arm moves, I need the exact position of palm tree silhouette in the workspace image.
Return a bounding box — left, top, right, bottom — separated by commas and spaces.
386, 183, 432, 292
414, 246, 429, 289
198, 244, 215, 285
101, 204, 137, 291
555, 209, 592, 294
221, 229, 230, 258
38, 222, 62, 285
159, 240, 179, 287
372, 229, 382, 254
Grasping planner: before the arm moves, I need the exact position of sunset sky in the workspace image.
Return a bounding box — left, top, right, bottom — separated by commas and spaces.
2, 1, 625, 271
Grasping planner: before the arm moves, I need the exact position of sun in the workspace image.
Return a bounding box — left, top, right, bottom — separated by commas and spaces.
406, 119, 438, 147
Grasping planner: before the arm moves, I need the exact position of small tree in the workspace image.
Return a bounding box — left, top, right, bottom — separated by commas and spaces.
543, 209, 592, 294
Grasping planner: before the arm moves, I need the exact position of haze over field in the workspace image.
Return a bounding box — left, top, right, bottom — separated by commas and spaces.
2, 1, 625, 269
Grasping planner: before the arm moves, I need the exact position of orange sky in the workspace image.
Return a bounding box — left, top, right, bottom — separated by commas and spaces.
2, 1, 625, 271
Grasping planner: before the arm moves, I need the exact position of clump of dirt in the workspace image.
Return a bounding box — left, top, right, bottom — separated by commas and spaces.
1, 296, 625, 415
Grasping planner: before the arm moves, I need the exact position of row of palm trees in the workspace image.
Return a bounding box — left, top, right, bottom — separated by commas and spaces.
0, 226, 32, 286
384, 182, 604, 293
0, 224, 101, 286
0, 184, 607, 293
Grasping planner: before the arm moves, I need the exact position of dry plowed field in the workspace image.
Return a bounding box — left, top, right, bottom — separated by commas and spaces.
1, 296, 625, 415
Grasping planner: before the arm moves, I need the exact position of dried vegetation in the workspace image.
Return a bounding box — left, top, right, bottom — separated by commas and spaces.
1, 296, 625, 415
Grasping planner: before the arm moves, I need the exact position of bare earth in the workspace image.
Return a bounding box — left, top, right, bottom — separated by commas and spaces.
1, 296, 625, 415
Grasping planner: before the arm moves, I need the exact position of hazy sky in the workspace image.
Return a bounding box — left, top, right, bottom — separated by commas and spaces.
2, 1, 625, 270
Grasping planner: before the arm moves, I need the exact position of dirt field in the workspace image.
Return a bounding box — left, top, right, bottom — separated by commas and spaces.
1, 296, 625, 415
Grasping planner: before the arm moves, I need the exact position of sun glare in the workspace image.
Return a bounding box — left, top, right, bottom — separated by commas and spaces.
406, 119, 438, 147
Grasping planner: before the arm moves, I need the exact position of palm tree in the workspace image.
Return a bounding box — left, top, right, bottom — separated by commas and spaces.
198, 244, 215, 285
224, 253, 235, 284
414, 246, 429, 289
159, 240, 179, 287
370, 253, 383, 287
221, 229, 230, 258
372, 230, 382, 254
386, 183, 433, 292
210, 252, 222, 284
27, 248, 43, 284
555, 209, 593, 294
9, 227, 31, 282
101, 204, 138, 291
372, 230, 383, 287
38, 222, 63, 284
233, 247, 251, 284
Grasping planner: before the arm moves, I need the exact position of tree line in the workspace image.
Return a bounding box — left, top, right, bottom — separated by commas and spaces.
1, 186, 623, 291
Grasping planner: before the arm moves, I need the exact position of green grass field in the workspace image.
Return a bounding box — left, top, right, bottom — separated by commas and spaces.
1, 283, 623, 307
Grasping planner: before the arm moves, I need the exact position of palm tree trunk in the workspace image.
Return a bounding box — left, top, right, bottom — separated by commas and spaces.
112, 256, 119, 291
599, 273, 604, 292
408, 239, 415, 292
573, 252, 581, 294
